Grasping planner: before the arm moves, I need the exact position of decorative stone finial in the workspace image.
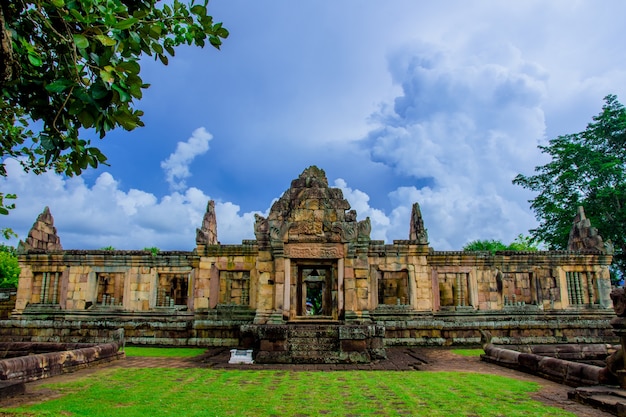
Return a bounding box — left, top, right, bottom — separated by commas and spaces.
409, 202, 428, 244
196, 200, 218, 245
567, 206, 604, 252
19, 206, 62, 252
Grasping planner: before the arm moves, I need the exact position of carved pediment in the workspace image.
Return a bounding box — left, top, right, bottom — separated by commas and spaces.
262, 166, 370, 245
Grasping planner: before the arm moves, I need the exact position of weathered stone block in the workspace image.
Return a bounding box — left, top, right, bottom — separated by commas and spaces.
354, 269, 368, 279
355, 278, 368, 288
341, 339, 366, 352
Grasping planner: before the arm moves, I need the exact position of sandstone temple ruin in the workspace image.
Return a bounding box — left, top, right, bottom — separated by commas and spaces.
2, 166, 616, 363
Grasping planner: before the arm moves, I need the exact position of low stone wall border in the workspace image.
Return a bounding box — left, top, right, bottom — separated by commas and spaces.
481, 343, 615, 387
0, 341, 124, 382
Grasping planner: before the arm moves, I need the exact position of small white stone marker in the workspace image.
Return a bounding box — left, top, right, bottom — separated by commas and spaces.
229, 349, 254, 364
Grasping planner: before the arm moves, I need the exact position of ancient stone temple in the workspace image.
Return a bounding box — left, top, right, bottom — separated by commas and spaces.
2, 166, 616, 363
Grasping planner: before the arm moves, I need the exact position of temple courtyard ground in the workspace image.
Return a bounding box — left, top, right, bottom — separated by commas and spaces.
0, 347, 613, 416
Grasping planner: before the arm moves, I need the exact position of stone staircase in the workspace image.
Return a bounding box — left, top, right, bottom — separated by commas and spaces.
287, 325, 340, 362
240, 323, 386, 364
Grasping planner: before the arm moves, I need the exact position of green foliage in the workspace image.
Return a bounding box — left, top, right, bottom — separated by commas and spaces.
463, 239, 508, 253
0, 244, 20, 288
514, 94, 626, 275
3, 369, 574, 417
451, 349, 483, 357
0, 193, 16, 216
100, 245, 115, 250
124, 346, 206, 357
507, 234, 539, 252
1, 227, 17, 240
0, 0, 228, 214
143, 246, 159, 256
463, 235, 539, 254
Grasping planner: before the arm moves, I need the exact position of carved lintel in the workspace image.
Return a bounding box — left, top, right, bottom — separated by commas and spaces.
284, 243, 343, 259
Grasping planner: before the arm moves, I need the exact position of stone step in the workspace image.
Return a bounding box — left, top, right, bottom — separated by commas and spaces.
289, 339, 339, 352
286, 351, 344, 363
287, 328, 339, 339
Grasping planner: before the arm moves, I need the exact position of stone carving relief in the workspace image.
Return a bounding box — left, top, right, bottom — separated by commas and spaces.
285, 244, 342, 259
290, 221, 323, 237
260, 166, 371, 246
358, 218, 372, 240
254, 214, 269, 242
611, 288, 626, 317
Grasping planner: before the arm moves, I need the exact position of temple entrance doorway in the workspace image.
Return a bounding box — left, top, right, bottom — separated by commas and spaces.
295, 263, 338, 320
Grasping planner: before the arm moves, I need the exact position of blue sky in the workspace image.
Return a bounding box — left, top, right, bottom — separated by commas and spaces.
2, 0, 626, 250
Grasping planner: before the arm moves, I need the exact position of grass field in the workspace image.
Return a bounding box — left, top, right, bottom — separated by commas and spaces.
1, 368, 575, 417
123, 346, 208, 357
450, 348, 483, 357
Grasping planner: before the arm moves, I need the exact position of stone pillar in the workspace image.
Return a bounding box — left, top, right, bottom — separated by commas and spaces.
283, 258, 290, 320
268, 253, 285, 323
597, 266, 613, 309
408, 265, 417, 309
557, 268, 570, 309
338, 258, 344, 315
586, 271, 594, 306
209, 264, 219, 308
431, 269, 440, 311
468, 269, 479, 309
455, 274, 463, 307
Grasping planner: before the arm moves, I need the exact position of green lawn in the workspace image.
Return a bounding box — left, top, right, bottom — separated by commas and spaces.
1, 368, 575, 417
451, 348, 483, 357
123, 346, 208, 357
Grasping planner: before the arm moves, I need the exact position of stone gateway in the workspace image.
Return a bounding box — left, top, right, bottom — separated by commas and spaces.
2, 166, 616, 363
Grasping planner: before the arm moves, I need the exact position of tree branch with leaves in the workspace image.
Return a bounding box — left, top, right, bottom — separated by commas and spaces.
514, 94, 626, 277
0, 0, 227, 224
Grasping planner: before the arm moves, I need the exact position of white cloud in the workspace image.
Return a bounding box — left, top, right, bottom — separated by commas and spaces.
363, 41, 547, 249
160, 127, 212, 191
1, 138, 255, 250
4, 2, 626, 253
333, 179, 391, 241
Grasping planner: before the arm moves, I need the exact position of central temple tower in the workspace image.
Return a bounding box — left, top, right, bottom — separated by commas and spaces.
252, 166, 373, 324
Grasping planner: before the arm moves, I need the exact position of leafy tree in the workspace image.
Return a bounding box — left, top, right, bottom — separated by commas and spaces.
0, 0, 228, 216
513, 94, 626, 275
506, 234, 539, 252
463, 235, 539, 254
0, 244, 20, 288
463, 239, 508, 253
143, 246, 159, 256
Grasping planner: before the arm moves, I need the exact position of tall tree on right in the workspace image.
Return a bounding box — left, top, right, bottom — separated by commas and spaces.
514, 94, 626, 277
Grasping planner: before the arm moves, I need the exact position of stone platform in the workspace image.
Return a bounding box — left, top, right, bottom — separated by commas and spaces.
240, 323, 386, 364
569, 386, 626, 416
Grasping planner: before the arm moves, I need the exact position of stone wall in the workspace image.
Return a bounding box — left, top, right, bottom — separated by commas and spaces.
8, 245, 615, 347
0, 313, 616, 347
8, 167, 616, 349
0, 314, 247, 346
377, 310, 616, 346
